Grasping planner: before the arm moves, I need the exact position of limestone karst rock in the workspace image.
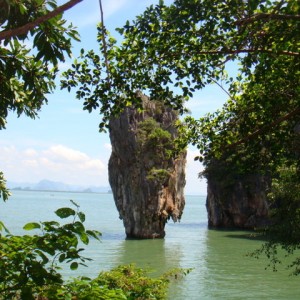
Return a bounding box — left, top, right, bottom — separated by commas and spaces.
108, 95, 186, 239
206, 171, 270, 229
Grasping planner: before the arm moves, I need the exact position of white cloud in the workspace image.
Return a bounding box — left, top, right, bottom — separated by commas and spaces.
57, 61, 72, 72
23, 159, 39, 168
23, 148, 38, 157
0, 143, 205, 194
102, 0, 128, 19
44, 145, 90, 163
104, 143, 112, 150
0, 144, 107, 186
185, 147, 207, 195
0, 147, 14, 158
65, 0, 129, 29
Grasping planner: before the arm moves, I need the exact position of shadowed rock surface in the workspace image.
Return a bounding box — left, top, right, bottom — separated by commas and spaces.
108, 95, 186, 239
205, 122, 300, 229
206, 172, 270, 229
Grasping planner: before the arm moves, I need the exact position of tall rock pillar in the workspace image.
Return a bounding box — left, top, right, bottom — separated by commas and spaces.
108, 95, 186, 239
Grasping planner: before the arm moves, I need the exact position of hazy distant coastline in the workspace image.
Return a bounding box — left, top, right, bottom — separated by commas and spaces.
7, 179, 112, 194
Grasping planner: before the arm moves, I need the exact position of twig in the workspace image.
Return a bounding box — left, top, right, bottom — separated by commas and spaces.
99, 0, 111, 86
210, 79, 233, 100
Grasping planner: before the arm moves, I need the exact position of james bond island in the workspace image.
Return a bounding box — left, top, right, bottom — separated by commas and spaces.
108, 95, 186, 239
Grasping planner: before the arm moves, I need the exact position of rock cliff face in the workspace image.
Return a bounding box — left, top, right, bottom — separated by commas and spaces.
108, 95, 186, 239
205, 124, 299, 230
206, 173, 270, 229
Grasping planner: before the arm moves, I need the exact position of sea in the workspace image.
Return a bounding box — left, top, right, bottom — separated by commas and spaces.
0, 190, 299, 299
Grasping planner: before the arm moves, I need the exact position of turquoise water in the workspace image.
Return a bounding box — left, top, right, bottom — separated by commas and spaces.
1, 191, 299, 299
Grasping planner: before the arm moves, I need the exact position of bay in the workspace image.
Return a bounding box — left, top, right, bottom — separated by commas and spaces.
0, 190, 299, 299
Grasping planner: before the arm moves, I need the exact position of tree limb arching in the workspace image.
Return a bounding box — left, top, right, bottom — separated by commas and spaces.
0, 0, 83, 41
226, 106, 300, 151
236, 12, 300, 26
191, 48, 299, 58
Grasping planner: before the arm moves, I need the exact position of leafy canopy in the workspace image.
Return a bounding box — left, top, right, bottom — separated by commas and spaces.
0, 0, 80, 130
62, 0, 299, 134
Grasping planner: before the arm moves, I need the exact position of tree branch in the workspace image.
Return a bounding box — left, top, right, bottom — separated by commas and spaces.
226, 106, 300, 150
0, 0, 83, 41
210, 79, 233, 100
236, 13, 300, 26
194, 48, 299, 57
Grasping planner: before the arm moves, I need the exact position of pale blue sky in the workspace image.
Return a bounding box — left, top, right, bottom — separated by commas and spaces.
0, 0, 228, 195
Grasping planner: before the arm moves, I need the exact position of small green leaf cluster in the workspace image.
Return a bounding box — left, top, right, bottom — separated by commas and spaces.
0, 172, 10, 202
37, 264, 190, 300
146, 168, 170, 184
91, 265, 169, 299
137, 117, 174, 161
136, 117, 176, 186
0, 200, 101, 299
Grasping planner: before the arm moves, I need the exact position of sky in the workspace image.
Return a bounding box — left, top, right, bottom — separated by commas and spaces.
0, 0, 229, 195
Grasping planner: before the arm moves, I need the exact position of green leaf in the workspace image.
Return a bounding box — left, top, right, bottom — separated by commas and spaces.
59, 253, 66, 263
19, 3, 28, 14
55, 207, 76, 219
80, 232, 89, 245
73, 221, 85, 234
0, 221, 10, 234
35, 250, 49, 264
23, 222, 41, 230
86, 230, 102, 241
78, 212, 85, 222
70, 262, 78, 270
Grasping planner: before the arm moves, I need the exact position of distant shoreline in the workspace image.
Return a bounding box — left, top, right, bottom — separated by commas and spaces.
10, 188, 113, 195
10, 189, 205, 197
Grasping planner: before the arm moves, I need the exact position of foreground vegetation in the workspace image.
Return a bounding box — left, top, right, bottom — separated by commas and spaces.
0, 200, 189, 299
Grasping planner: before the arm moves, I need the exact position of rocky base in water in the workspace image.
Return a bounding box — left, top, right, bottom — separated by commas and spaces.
108, 94, 186, 239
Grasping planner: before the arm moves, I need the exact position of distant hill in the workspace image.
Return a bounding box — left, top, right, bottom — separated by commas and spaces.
7, 179, 111, 194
